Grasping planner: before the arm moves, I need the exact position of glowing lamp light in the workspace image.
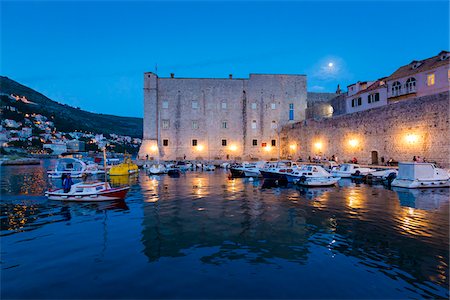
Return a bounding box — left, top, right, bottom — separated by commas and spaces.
264, 146, 271, 152
348, 139, 358, 148
229, 145, 237, 151
405, 134, 418, 144
150, 145, 158, 152
196, 145, 204, 151
289, 144, 297, 151
314, 142, 322, 150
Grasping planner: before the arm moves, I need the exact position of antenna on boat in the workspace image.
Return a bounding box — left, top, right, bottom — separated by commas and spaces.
103, 146, 108, 188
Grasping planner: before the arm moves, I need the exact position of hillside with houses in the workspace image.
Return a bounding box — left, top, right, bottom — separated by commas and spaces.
0, 77, 142, 155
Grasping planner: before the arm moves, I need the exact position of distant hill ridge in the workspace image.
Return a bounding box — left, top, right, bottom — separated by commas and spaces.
0, 76, 143, 138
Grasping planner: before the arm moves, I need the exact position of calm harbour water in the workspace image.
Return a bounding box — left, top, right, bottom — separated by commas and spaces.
1, 159, 449, 299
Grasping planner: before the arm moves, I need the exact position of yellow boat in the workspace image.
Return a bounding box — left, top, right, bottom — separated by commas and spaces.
109, 155, 139, 176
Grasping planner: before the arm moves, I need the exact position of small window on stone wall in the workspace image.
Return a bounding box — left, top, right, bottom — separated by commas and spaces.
163, 139, 169, 146
252, 139, 257, 146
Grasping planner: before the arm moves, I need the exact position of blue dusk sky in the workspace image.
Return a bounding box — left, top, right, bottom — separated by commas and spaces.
1, 1, 448, 118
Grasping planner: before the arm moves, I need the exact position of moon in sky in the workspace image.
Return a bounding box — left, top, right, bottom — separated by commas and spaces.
328, 62, 334, 67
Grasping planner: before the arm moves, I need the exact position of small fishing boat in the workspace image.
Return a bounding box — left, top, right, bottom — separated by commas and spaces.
289, 165, 340, 187
203, 164, 216, 171
167, 168, 181, 177
391, 162, 449, 188
260, 161, 299, 181
109, 155, 139, 176
176, 161, 192, 171
330, 164, 376, 178
46, 182, 129, 202
295, 176, 340, 187
47, 158, 87, 178
148, 164, 167, 175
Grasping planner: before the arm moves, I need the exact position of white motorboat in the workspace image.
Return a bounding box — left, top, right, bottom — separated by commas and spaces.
260, 161, 300, 180
391, 162, 449, 188
47, 158, 87, 178
203, 164, 216, 171
295, 176, 340, 187
287, 165, 340, 186
45, 181, 130, 202
176, 161, 192, 171
148, 164, 167, 175
330, 164, 376, 178
243, 161, 267, 177
85, 162, 106, 176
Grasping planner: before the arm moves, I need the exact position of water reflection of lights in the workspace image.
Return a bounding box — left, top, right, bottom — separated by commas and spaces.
345, 189, 365, 209
397, 207, 432, 237
142, 176, 160, 203
4, 203, 39, 232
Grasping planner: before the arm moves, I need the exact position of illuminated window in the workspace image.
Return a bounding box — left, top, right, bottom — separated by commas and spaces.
222, 139, 227, 146
289, 103, 294, 120
162, 101, 169, 109
221, 102, 227, 109
271, 103, 276, 109
163, 139, 169, 146
271, 140, 276, 147
192, 120, 198, 129
427, 73, 435, 86
192, 101, 198, 109
251, 120, 257, 129
252, 139, 257, 146
222, 121, 227, 129
262, 142, 267, 147
192, 139, 198, 146
162, 120, 170, 129
251, 103, 257, 110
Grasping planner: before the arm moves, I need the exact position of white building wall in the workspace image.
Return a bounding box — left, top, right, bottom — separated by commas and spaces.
346, 86, 388, 114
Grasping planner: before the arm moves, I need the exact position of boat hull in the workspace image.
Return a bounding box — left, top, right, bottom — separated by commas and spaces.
260, 170, 288, 181
294, 177, 340, 187
229, 168, 245, 178
391, 179, 450, 189
46, 186, 130, 201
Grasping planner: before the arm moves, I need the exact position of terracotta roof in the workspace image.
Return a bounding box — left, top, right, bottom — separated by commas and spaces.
386, 51, 450, 81
351, 77, 387, 97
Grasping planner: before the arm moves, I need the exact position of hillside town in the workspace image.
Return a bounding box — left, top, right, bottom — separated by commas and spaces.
1, 93, 142, 156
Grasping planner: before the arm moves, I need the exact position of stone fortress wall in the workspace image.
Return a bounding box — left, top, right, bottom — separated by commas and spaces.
280, 91, 450, 168
140, 72, 308, 160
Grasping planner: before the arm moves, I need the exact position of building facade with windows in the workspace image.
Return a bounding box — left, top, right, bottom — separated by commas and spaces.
345, 51, 449, 115
386, 50, 449, 102
346, 79, 388, 114
139, 73, 307, 160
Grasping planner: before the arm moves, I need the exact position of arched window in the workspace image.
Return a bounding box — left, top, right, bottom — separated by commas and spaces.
391, 81, 402, 96
405, 77, 416, 93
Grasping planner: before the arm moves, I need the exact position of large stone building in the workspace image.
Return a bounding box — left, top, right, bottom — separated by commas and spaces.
139, 73, 308, 160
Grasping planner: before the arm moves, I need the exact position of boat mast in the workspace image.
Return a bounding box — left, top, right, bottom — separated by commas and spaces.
103, 147, 107, 188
